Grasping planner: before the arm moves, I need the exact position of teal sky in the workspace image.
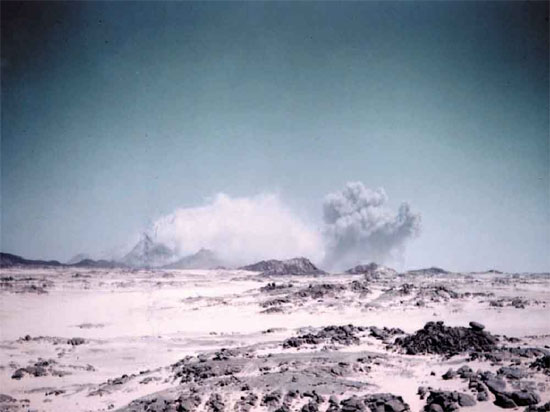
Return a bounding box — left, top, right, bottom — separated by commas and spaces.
1, 1, 549, 272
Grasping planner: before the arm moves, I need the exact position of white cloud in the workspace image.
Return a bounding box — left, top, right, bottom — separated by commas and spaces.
150, 193, 324, 265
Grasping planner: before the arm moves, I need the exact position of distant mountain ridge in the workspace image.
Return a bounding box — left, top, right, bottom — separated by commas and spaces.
240, 257, 325, 276
0, 252, 125, 269
71, 259, 127, 269
163, 248, 225, 270
407, 267, 450, 275
66, 253, 91, 265
0, 252, 63, 268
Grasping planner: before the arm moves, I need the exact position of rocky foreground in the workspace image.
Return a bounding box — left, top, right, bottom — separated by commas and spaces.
0, 266, 549, 411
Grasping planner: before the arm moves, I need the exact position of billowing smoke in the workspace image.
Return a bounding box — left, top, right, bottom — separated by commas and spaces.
322, 182, 421, 270
149, 193, 323, 266
136, 183, 420, 269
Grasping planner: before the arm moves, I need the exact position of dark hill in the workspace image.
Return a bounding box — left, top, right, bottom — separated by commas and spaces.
0, 252, 62, 268
240, 257, 325, 276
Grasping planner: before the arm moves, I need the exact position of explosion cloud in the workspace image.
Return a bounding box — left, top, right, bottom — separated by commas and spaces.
322, 182, 421, 270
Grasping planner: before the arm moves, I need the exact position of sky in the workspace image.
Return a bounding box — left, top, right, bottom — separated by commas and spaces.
1, 1, 549, 272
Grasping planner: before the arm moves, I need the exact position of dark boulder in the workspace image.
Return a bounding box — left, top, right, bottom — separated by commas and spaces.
469, 322, 485, 331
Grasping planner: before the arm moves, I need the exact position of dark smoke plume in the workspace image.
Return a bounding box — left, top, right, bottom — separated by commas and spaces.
322, 182, 421, 270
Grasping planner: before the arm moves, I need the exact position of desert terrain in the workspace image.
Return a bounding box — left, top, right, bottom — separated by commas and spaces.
1, 263, 549, 412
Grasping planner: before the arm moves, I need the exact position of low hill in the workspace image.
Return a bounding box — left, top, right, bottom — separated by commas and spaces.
240, 257, 325, 276
163, 248, 225, 270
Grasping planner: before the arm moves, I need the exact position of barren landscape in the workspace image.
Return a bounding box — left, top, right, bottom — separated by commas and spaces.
2, 1, 549, 411
1, 262, 549, 412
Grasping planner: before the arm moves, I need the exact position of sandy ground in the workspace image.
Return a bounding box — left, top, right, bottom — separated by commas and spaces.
0, 267, 549, 411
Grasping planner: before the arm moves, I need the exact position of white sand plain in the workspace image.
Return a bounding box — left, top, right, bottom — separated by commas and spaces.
0, 267, 549, 411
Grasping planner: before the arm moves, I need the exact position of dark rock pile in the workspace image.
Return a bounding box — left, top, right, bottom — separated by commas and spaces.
345, 263, 380, 275
415, 285, 461, 302
497, 366, 525, 380
442, 365, 475, 380
363, 393, 410, 412
261, 390, 282, 407
524, 402, 550, 412
172, 357, 241, 384
479, 371, 541, 409
422, 389, 476, 411
398, 283, 415, 295
260, 282, 294, 292
350, 280, 371, 294
0, 394, 23, 412
490, 297, 530, 309
283, 325, 364, 349
394, 321, 498, 356
294, 283, 346, 299
67, 337, 86, 345
260, 297, 291, 308
338, 393, 410, 412
11, 359, 69, 380
206, 393, 225, 412
345, 262, 397, 280
124, 392, 202, 412
530, 355, 550, 374
234, 392, 258, 412
369, 326, 405, 341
